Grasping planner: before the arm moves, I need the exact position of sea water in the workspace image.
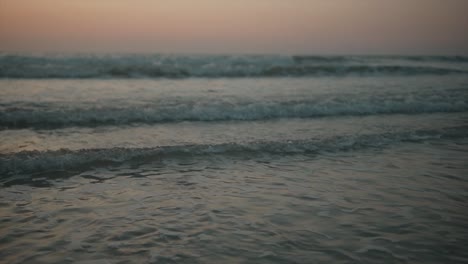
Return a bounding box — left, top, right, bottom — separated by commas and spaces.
0, 54, 468, 263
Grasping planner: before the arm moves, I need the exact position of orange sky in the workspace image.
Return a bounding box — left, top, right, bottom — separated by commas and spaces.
1, 0, 468, 54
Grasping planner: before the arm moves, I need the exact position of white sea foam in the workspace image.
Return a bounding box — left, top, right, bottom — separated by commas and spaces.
1, 126, 466, 180
1, 54, 467, 78
1, 90, 466, 129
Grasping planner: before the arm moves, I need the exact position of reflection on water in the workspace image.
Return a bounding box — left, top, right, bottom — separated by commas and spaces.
1, 140, 468, 263
1, 61, 468, 263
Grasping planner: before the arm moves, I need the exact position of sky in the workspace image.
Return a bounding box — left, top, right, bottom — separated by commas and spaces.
1, 0, 468, 55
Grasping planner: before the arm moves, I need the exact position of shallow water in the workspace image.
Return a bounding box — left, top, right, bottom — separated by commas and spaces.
1, 140, 468, 263
1, 54, 468, 263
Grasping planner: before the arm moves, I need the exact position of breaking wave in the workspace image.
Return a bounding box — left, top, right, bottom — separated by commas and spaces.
1, 54, 467, 78
1, 126, 466, 182
1, 92, 467, 129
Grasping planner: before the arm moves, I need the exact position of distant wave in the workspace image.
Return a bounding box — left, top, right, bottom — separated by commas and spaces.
1, 54, 467, 78
293, 55, 468, 64
1, 92, 467, 129
1, 126, 466, 182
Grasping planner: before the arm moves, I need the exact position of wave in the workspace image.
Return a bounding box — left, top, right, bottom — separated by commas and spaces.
293, 55, 468, 64
1, 126, 466, 183
1, 54, 467, 78
1, 94, 467, 129
389, 55, 468, 63
259, 65, 465, 76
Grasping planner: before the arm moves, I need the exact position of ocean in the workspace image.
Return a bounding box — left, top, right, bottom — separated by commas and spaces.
1, 54, 468, 263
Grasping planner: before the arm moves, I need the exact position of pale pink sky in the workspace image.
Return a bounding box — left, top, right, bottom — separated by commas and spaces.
1, 0, 468, 54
